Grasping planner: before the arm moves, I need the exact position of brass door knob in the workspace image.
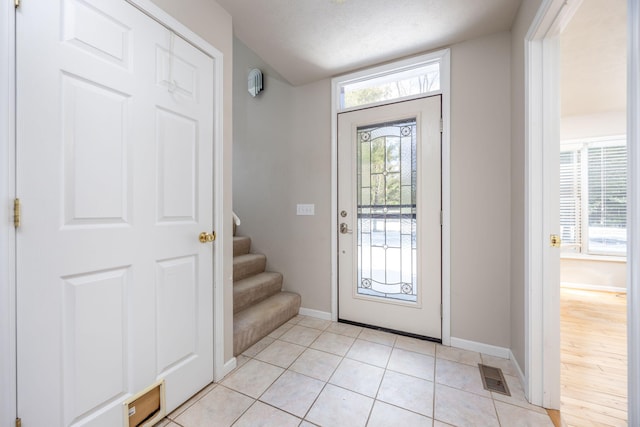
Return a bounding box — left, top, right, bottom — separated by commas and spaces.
199, 231, 216, 243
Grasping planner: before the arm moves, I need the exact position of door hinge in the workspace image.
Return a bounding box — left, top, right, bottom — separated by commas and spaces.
440, 118, 443, 133
440, 210, 443, 226
440, 303, 443, 319
14, 0, 20, 9
16, 418, 22, 427
13, 198, 21, 228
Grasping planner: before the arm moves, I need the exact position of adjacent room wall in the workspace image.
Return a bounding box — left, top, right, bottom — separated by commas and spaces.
150, 0, 235, 363
561, 256, 626, 288
561, 110, 626, 139
234, 31, 515, 349
510, 0, 545, 374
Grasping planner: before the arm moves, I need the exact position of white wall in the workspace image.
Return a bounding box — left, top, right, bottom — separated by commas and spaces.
234, 31, 515, 348
561, 110, 626, 140
449, 31, 513, 347
561, 256, 626, 288
510, 0, 545, 373
232, 38, 332, 312
150, 0, 235, 363
287, 81, 333, 311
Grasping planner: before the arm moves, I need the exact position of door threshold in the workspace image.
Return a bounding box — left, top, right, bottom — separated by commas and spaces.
338, 319, 442, 344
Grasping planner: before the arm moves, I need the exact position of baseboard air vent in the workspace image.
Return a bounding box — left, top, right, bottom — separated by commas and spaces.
478, 364, 510, 396
123, 380, 166, 427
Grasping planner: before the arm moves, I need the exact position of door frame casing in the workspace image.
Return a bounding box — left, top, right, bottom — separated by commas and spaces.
524, 0, 563, 408
0, 0, 17, 424
330, 49, 451, 345
524, 0, 584, 409
0, 1, 227, 424
627, 1, 640, 423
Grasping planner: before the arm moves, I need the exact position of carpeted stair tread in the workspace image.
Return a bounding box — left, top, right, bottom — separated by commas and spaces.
233, 236, 251, 257
231, 232, 300, 356
234, 271, 283, 314
233, 253, 266, 281
234, 291, 301, 356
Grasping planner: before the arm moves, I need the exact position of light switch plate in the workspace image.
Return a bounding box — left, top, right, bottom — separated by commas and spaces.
296, 204, 315, 215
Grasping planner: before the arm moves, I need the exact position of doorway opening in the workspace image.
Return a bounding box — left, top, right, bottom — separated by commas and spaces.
526, 1, 639, 424
558, 0, 628, 424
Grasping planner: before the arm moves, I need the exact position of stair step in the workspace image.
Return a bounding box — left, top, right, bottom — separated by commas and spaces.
233, 253, 266, 281
233, 236, 251, 257
233, 291, 301, 356
234, 272, 283, 314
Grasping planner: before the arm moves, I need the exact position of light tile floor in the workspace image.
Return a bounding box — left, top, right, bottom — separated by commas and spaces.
155, 315, 553, 427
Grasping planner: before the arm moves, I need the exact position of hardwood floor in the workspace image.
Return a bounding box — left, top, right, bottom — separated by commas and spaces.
561, 288, 627, 427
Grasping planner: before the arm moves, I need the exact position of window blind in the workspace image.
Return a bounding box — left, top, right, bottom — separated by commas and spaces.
559, 137, 627, 256
587, 144, 627, 254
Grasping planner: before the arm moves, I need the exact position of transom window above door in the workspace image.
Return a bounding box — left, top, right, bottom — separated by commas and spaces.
336, 50, 447, 111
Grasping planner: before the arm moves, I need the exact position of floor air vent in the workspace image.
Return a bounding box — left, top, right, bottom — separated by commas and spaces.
478, 364, 510, 396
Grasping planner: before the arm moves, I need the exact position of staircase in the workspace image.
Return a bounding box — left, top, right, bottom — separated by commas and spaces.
233, 235, 301, 355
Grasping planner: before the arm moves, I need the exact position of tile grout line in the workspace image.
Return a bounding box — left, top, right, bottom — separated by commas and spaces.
239, 323, 347, 425
330, 329, 439, 421
164, 382, 218, 423
258, 330, 323, 424
251, 323, 394, 425
296, 323, 349, 424
362, 333, 396, 425
173, 317, 551, 426
432, 354, 438, 424
492, 388, 502, 427
291, 323, 356, 424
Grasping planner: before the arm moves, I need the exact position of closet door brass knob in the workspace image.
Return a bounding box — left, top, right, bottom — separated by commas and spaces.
199, 231, 216, 243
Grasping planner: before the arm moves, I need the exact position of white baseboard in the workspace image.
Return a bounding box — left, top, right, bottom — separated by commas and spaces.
450, 337, 510, 359
215, 357, 237, 382
561, 281, 626, 293
510, 349, 526, 387
299, 307, 332, 321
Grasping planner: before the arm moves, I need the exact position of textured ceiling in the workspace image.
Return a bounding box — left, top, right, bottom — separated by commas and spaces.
216, 0, 523, 86
561, 0, 626, 117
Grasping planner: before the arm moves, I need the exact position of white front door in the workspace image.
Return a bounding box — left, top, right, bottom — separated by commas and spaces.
16, 1, 214, 425
338, 96, 442, 339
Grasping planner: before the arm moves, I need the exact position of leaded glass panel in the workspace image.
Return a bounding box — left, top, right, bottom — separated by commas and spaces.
356, 118, 418, 302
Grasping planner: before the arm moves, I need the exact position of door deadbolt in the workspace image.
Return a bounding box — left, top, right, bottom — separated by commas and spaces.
550, 234, 561, 248
340, 210, 348, 218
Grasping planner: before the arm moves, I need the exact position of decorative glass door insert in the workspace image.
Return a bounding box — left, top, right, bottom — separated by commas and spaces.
357, 119, 417, 302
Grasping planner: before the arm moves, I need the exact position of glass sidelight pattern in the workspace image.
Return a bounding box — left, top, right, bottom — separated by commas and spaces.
356, 118, 418, 302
